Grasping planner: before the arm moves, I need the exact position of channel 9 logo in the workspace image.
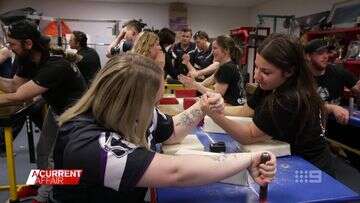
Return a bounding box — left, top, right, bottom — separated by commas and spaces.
294, 170, 322, 183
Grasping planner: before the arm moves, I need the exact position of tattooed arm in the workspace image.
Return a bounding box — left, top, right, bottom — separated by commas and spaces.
163, 101, 205, 144
163, 92, 225, 145
137, 151, 276, 187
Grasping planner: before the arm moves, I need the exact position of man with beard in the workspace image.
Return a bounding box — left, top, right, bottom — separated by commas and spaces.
0, 20, 86, 202
305, 38, 360, 125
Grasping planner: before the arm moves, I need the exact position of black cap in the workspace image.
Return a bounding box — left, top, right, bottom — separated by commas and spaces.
305, 39, 329, 54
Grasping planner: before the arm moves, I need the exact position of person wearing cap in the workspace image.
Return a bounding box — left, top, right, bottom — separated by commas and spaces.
305, 38, 360, 125
0, 20, 86, 202
69, 30, 101, 85
182, 30, 219, 80
106, 19, 146, 58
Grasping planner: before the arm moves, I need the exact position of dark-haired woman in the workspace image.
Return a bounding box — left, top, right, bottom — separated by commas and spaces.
180, 35, 246, 106
206, 33, 335, 176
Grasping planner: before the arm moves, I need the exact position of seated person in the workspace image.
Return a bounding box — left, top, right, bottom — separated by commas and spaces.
106, 19, 146, 58
157, 27, 177, 80
52, 53, 276, 203
183, 31, 219, 80
179, 35, 246, 106
1, 20, 87, 202
305, 38, 360, 125
172, 28, 196, 78
208, 33, 335, 175
132, 31, 165, 69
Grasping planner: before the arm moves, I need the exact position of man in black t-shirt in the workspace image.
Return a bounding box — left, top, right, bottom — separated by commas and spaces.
305, 39, 360, 124
1, 21, 86, 114
172, 28, 196, 78
69, 30, 101, 85
0, 20, 86, 202
182, 31, 215, 80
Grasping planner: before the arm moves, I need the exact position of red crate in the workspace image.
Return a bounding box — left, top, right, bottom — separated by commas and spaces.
183, 98, 197, 109
159, 97, 178, 105
175, 89, 197, 98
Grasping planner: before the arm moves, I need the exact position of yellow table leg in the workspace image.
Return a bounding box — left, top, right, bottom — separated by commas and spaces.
4, 127, 18, 202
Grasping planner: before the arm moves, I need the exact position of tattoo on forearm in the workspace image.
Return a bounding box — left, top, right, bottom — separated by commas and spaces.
175, 112, 195, 127
175, 109, 203, 127
206, 154, 239, 162
207, 155, 228, 162
190, 109, 203, 119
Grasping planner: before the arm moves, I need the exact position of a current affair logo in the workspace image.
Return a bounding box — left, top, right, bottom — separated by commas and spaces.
26, 170, 82, 185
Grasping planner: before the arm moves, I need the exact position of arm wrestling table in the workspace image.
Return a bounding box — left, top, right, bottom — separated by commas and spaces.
156, 128, 360, 203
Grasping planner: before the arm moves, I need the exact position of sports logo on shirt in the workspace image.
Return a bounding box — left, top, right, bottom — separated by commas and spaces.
317, 86, 330, 101
98, 132, 137, 158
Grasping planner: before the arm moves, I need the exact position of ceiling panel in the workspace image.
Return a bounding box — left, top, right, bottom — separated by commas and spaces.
77, 0, 267, 7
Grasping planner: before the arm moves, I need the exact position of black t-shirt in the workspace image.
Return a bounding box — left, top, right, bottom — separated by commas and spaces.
77, 47, 101, 85
214, 61, 245, 106
53, 109, 174, 203
314, 64, 358, 104
173, 42, 196, 61
172, 42, 196, 77
163, 46, 177, 79
147, 108, 174, 150
189, 45, 213, 70
247, 88, 332, 171
16, 56, 86, 115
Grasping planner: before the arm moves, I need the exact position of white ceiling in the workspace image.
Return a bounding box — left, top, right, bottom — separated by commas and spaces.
78, 0, 268, 7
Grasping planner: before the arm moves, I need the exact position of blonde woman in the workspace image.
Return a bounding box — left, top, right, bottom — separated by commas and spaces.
132, 30, 221, 149
132, 31, 165, 69
52, 53, 276, 203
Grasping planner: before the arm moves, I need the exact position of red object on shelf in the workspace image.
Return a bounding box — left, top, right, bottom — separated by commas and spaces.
175, 89, 197, 98
183, 98, 197, 110
159, 97, 178, 105
42, 20, 72, 36
230, 26, 270, 65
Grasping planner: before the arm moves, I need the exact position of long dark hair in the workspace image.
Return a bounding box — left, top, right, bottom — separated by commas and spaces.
257, 33, 325, 140
216, 35, 242, 64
